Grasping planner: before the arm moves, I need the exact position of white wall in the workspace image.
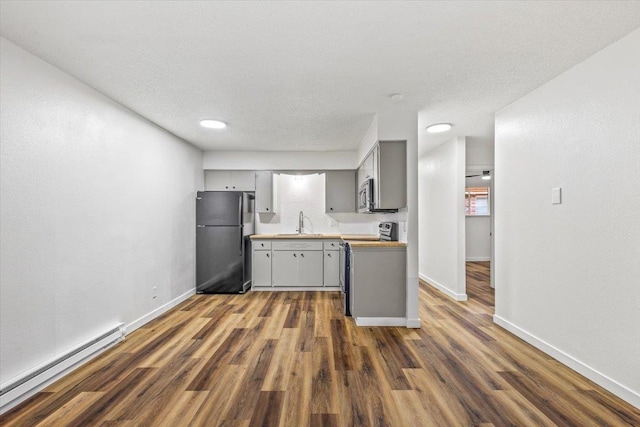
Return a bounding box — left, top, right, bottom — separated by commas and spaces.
465, 173, 492, 262
465, 217, 491, 261
203, 150, 358, 170
0, 38, 202, 391
494, 29, 640, 406
374, 110, 420, 327
466, 139, 494, 167
418, 137, 467, 301
255, 173, 380, 235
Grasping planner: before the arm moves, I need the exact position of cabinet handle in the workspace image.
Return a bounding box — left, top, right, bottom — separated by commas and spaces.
330, 207, 334, 211
266, 253, 270, 258
266, 207, 269, 211
301, 253, 304, 258
232, 186, 236, 189
293, 253, 297, 257
225, 186, 229, 189
327, 253, 332, 257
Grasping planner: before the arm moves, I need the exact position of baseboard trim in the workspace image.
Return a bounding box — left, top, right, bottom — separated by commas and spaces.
493, 314, 640, 408
405, 318, 421, 328
355, 317, 407, 327
127, 288, 196, 333
419, 274, 467, 301
252, 287, 341, 292
0, 288, 196, 415
0, 324, 124, 414
466, 257, 490, 262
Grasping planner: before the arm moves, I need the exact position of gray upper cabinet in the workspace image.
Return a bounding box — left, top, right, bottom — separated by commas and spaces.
255, 171, 275, 213
376, 141, 406, 210
205, 170, 256, 191
357, 140, 406, 210
325, 170, 356, 213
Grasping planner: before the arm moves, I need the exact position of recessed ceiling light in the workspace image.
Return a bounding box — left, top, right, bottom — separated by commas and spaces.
390, 93, 404, 102
426, 123, 452, 133
199, 119, 227, 129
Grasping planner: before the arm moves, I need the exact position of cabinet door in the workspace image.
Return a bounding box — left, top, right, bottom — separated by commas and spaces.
323, 251, 339, 287
357, 166, 364, 187
255, 171, 275, 213
363, 151, 374, 181
230, 171, 256, 191
297, 251, 323, 287
252, 251, 272, 287
272, 251, 298, 286
325, 171, 356, 213
204, 170, 231, 190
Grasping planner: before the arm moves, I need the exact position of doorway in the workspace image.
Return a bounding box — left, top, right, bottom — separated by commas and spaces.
465, 168, 494, 305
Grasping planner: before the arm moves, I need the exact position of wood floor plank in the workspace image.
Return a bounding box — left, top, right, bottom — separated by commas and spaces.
187, 328, 251, 391
4, 262, 639, 426
283, 296, 302, 328
222, 339, 278, 422
279, 351, 312, 427
329, 318, 358, 370
34, 392, 104, 427
67, 368, 155, 425
189, 365, 248, 425
0, 392, 56, 427
310, 337, 339, 414
261, 328, 300, 392
247, 391, 284, 427
310, 413, 339, 427
108, 357, 206, 423
148, 391, 208, 427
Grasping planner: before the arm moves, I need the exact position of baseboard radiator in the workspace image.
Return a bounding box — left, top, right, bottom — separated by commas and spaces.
0, 323, 126, 413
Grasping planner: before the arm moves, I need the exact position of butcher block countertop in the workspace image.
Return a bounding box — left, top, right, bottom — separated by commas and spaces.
346, 241, 407, 248
250, 234, 379, 241
249, 234, 406, 247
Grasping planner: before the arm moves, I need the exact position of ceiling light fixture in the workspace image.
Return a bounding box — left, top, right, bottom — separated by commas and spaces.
426, 123, 452, 133
482, 171, 491, 180
390, 93, 404, 102
199, 119, 227, 129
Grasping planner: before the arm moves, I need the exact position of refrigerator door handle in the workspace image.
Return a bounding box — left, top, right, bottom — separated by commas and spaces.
239, 228, 243, 256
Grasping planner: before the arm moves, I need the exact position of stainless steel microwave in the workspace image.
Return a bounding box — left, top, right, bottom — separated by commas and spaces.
357, 179, 373, 213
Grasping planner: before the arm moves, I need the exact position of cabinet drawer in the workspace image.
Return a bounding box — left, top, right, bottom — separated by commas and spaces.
323, 241, 340, 251
272, 241, 323, 251
253, 241, 272, 250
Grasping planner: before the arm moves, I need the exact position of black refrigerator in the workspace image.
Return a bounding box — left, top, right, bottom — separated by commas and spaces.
196, 191, 254, 294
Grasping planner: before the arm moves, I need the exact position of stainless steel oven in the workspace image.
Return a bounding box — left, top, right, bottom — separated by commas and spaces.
357, 179, 373, 213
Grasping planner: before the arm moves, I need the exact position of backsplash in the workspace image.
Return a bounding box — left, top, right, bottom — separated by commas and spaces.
255, 173, 388, 236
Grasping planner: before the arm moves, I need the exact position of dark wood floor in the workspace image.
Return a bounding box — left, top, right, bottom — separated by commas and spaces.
2, 261, 638, 426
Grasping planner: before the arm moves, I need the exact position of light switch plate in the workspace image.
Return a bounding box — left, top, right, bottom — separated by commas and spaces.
552, 187, 562, 204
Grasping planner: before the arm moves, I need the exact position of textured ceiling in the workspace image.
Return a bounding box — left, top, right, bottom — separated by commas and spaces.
1, 1, 639, 153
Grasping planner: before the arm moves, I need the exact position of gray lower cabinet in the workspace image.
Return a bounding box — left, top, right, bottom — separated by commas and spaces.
297, 251, 323, 286
252, 239, 339, 288
272, 250, 323, 287
323, 250, 339, 287
252, 249, 272, 287
350, 246, 406, 318
272, 251, 299, 286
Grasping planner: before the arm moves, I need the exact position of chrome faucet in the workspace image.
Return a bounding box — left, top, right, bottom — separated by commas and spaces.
297, 211, 304, 234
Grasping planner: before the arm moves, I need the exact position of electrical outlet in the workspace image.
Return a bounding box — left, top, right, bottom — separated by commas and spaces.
152, 287, 157, 299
